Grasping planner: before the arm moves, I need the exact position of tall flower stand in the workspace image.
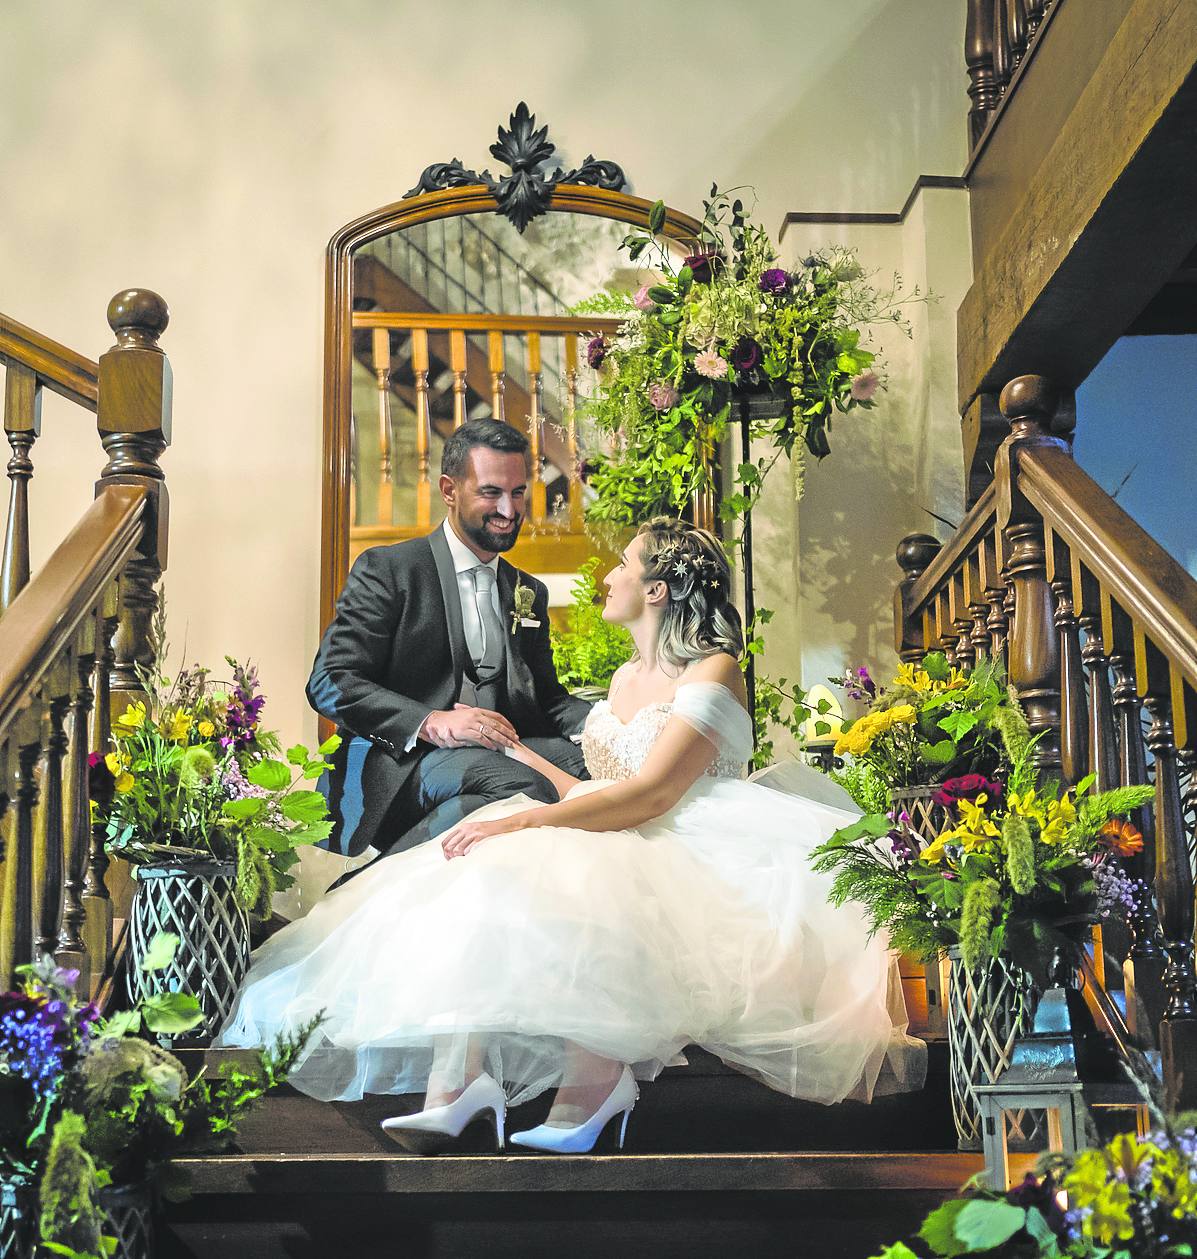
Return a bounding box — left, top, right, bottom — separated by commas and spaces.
127, 860, 250, 1042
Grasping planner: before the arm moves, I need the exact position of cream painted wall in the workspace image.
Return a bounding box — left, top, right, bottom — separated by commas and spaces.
1, 0, 968, 904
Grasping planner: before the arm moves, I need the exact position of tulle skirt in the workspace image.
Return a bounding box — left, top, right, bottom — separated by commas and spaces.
217, 775, 924, 1106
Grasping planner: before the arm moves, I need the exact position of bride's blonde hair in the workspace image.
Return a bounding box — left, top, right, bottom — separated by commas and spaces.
635, 517, 744, 671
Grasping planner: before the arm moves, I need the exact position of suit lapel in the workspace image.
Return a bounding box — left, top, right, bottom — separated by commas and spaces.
428, 526, 467, 689
497, 558, 534, 703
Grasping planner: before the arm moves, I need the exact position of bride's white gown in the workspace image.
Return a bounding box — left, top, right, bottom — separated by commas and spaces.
218, 682, 922, 1106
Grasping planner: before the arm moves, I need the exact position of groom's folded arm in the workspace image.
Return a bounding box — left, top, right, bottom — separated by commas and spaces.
306, 549, 432, 756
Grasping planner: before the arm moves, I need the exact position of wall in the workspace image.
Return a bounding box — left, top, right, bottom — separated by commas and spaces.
1, 0, 968, 905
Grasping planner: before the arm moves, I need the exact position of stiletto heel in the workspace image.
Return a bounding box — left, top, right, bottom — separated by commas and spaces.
381, 1073, 507, 1154
509, 1065, 639, 1155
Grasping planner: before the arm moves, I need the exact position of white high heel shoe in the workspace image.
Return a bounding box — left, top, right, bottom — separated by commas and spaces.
509, 1065, 639, 1154
380, 1073, 507, 1154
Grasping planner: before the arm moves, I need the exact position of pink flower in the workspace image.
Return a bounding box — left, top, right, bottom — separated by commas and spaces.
850, 370, 879, 402
648, 381, 679, 411
694, 350, 728, 380
632, 284, 654, 312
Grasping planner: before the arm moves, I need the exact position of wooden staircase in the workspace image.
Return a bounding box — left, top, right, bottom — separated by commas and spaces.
160, 1046, 970, 1259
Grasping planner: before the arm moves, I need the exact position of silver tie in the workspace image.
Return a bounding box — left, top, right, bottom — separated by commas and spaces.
471, 565, 505, 680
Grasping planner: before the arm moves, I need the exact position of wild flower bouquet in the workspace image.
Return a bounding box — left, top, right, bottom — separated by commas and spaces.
873, 1127, 1197, 1258
812, 687, 1155, 985
575, 187, 916, 535
93, 618, 339, 920
0, 939, 319, 1258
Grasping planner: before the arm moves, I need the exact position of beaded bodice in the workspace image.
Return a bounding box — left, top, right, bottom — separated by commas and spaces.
581, 697, 748, 783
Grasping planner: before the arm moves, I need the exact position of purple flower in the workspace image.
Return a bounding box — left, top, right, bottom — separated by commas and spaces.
0, 991, 68, 1101
648, 381, 679, 412
887, 832, 918, 867
759, 268, 789, 295
850, 370, 880, 402
586, 335, 608, 370
683, 252, 721, 285
632, 284, 654, 312
841, 666, 877, 701
222, 660, 265, 750
730, 338, 762, 373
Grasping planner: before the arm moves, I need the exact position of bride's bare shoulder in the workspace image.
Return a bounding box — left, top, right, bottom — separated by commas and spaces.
683, 653, 748, 705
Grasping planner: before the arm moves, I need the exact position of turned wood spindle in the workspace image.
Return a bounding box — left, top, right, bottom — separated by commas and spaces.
57, 611, 98, 980
1007, 0, 1029, 69
564, 333, 583, 533
950, 573, 975, 669
526, 332, 546, 530
96, 289, 172, 701
1079, 609, 1118, 793
450, 329, 468, 430
993, 0, 1012, 95
2, 363, 41, 615
965, 0, 1000, 149
1052, 572, 1089, 789
894, 534, 941, 663
371, 327, 394, 528
9, 705, 44, 979
35, 677, 72, 957
412, 328, 432, 529
487, 331, 506, 422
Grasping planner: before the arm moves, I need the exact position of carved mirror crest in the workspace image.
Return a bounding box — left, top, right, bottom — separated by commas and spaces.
320, 104, 702, 630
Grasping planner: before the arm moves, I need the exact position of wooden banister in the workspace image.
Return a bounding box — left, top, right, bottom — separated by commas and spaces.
0, 484, 147, 732
0, 312, 99, 411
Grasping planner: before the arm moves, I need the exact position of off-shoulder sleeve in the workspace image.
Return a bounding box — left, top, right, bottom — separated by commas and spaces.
672, 682, 754, 763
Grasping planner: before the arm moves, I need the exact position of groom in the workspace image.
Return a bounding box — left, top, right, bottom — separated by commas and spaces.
307, 418, 592, 862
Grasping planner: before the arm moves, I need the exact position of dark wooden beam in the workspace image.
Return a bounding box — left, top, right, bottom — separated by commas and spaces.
957, 0, 1197, 421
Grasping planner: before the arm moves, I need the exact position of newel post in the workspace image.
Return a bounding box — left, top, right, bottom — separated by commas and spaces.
895, 534, 941, 663
95, 290, 172, 702
994, 375, 1069, 780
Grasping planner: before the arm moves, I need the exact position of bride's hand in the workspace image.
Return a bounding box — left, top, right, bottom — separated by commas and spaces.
440, 815, 521, 860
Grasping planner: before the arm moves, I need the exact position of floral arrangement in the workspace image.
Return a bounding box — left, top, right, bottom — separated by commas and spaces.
873, 1127, 1197, 1258
92, 612, 339, 920
0, 939, 319, 1258
812, 662, 1154, 983
574, 187, 917, 536
549, 556, 633, 693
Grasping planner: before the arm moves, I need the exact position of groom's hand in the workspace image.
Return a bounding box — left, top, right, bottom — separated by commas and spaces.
421, 705, 518, 750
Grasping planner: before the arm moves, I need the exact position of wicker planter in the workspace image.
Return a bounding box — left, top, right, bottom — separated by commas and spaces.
946, 946, 1044, 1151
0, 1178, 153, 1259
128, 859, 250, 1042
891, 784, 951, 845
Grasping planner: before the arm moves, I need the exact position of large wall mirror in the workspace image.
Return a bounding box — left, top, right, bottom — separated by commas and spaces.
321, 109, 702, 630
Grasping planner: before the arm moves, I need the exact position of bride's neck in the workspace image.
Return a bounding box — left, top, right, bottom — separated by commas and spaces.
627, 615, 666, 674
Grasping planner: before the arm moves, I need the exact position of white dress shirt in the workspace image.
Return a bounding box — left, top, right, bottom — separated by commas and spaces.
405, 521, 502, 751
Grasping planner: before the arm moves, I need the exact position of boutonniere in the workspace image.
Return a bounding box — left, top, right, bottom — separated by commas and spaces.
511, 580, 540, 634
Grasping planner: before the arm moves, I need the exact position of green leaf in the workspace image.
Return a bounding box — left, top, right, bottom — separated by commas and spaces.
222, 797, 266, 821
317, 734, 342, 756
281, 790, 329, 824
922, 651, 951, 682
920, 738, 958, 765
103, 1008, 141, 1037
286, 744, 307, 765
917, 1198, 970, 1256
647, 284, 675, 305
141, 991, 204, 1035
247, 758, 290, 792
953, 1199, 1026, 1251
140, 930, 180, 972
302, 759, 330, 780
938, 710, 980, 740
246, 825, 294, 853
866, 1246, 920, 1259
1024, 1206, 1062, 1256
814, 721, 831, 737
286, 819, 335, 845
648, 199, 666, 234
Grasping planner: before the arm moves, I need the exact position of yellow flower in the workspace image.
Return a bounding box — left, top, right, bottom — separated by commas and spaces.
887, 704, 917, 725
944, 667, 969, 690
162, 709, 193, 743
197, 720, 216, 739
919, 833, 951, 865
893, 663, 932, 692
113, 701, 147, 737
104, 751, 135, 793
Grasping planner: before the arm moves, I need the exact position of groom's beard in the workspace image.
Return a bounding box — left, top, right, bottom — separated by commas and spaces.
462, 513, 524, 553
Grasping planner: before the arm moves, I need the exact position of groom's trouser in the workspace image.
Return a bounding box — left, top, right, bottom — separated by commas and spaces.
379, 735, 588, 859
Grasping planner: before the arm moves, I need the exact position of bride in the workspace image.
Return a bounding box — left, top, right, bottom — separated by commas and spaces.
217, 517, 919, 1154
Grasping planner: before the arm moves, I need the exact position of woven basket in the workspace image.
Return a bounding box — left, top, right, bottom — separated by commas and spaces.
127, 859, 250, 1042
946, 947, 1044, 1151
0, 1178, 153, 1259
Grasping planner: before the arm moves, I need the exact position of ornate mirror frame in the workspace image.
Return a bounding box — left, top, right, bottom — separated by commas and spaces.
320, 144, 702, 631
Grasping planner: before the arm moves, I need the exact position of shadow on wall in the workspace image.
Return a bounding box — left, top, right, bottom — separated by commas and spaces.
1075, 335, 1197, 580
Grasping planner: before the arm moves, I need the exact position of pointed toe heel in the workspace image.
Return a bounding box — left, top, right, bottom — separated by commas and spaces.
508, 1065, 638, 1155
380, 1073, 507, 1154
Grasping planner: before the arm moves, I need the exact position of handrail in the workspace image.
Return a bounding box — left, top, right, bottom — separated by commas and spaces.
907, 482, 997, 615
352, 311, 625, 334
1019, 444, 1197, 688
0, 312, 99, 411
0, 484, 147, 733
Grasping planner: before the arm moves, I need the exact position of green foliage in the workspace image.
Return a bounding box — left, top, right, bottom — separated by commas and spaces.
830, 761, 892, 815
550, 557, 634, 691
1003, 813, 1035, 896
38, 1111, 108, 1259
960, 878, 1001, 971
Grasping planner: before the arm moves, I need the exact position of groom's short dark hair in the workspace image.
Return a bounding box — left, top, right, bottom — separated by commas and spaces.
442, 419, 530, 479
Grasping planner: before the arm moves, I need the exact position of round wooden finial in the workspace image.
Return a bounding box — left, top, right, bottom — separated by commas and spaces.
998, 374, 1058, 428
896, 533, 941, 575
107, 289, 170, 346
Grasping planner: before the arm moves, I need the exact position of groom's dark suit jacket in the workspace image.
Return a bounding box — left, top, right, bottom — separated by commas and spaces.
307, 527, 592, 857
